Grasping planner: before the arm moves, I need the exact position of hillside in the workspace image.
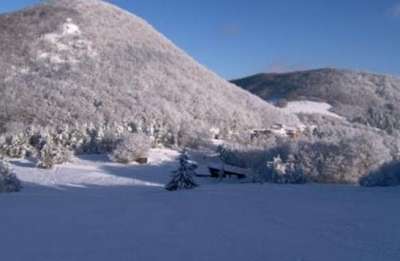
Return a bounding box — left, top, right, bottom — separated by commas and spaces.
232, 68, 400, 133
0, 0, 298, 136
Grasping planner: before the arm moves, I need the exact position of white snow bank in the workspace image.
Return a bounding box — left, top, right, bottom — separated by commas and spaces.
147, 148, 180, 165
279, 101, 344, 119
11, 148, 179, 189
13, 158, 162, 189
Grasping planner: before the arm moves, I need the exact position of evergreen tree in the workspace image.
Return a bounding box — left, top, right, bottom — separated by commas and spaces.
165, 150, 198, 191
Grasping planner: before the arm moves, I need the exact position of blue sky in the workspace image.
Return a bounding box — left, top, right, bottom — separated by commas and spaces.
1, 0, 400, 79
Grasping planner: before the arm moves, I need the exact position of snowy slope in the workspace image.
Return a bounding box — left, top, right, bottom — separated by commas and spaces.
0, 0, 299, 134
12, 149, 179, 189
232, 68, 400, 133
1, 149, 399, 261
279, 101, 344, 119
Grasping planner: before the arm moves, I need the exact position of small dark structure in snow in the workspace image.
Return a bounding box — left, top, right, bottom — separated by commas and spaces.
135, 157, 148, 164
286, 129, 301, 139
208, 163, 249, 179
250, 124, 304, 140
165, 150, 198, 191
250, 129, 274, 140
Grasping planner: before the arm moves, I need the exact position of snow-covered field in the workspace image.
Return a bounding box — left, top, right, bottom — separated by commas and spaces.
279, 101, 344, 119
1, 149, 399, 261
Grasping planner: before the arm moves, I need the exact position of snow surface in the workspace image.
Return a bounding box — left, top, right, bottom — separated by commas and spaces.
62, 19, 82, 35
279, 101, 344, 119
1, 148, 399, 261
39, 17, 97, 65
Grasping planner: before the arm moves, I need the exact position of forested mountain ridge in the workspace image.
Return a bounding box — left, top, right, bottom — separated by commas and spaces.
232, 68, 400, 134
0, 0, 298, 135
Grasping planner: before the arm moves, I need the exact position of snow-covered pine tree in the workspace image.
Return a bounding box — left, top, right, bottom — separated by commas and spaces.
165, 150, 198, 191
0, 159, 22, 193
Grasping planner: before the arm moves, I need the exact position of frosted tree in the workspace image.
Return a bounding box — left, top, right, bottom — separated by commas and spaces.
165, 150, 198, 191
266, 154, 306, 184
0, 133, 31, 159
0, 159, 22, 193
111, 133, 151, 164
37, 139, 72, 169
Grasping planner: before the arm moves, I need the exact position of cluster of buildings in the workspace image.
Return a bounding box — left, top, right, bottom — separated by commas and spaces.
250, 123, 317, 140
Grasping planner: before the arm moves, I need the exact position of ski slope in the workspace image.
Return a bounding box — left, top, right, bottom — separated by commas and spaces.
0, 149, 399, 261
279, 101, 344, 119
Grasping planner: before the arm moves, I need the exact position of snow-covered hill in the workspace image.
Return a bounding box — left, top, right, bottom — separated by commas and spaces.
0, 0, 298, 135
232, 68, 400, 134
1, 150, 399, 261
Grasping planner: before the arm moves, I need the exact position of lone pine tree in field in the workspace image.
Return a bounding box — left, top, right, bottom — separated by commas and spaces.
165, 150, 198, 191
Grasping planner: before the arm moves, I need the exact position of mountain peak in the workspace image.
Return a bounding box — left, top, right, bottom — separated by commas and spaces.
0, 1, 298, 133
